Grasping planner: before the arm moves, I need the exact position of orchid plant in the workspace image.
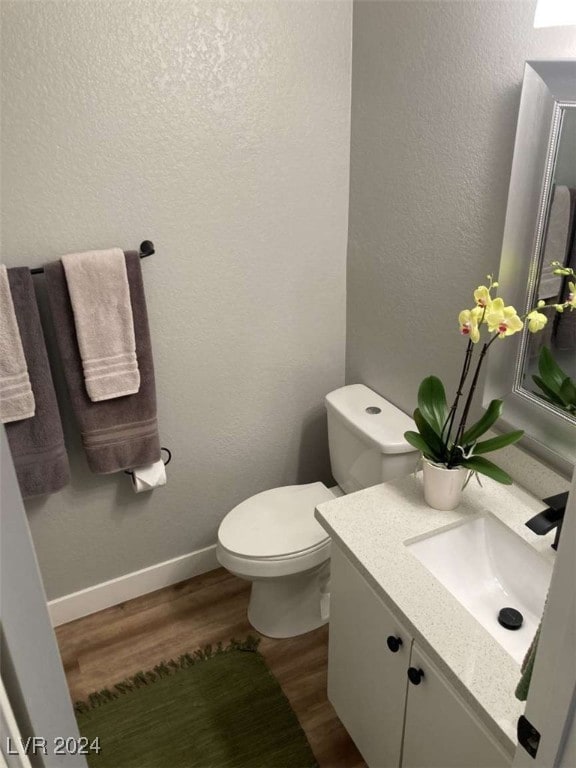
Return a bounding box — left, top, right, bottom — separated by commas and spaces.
404, 266, 576, 485
531, 263, 576, 415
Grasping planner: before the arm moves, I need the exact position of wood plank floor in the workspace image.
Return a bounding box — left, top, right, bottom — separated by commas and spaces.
55, 568, 366, 768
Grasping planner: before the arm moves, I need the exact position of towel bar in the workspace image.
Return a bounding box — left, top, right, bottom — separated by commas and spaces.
29, 241, 155, 275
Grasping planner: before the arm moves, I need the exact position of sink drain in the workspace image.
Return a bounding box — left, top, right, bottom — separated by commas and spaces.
498, 607, 524, 630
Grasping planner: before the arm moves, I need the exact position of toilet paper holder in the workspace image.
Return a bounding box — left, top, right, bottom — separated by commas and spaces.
124, 447, 172, 478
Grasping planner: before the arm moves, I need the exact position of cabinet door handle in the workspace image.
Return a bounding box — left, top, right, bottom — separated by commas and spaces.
386, 635, 403, 653
407, 667, 424, 685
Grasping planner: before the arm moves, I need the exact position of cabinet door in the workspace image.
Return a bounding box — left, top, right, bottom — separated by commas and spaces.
328, 546, 412, 768
402, 644, 512, 768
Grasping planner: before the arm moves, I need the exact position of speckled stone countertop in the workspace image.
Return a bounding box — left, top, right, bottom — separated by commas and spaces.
315, 474, 556, 754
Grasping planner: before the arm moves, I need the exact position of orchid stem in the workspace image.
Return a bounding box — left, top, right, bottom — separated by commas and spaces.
447, 334, 499, 467
441, 339, 473, 454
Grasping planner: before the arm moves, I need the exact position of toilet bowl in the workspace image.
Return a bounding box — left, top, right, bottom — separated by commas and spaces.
217, 384, 419, 638
217, 482, 342, 638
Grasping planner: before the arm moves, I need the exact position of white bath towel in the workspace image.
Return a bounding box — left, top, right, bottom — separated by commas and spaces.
61, 248, 140, 402
0, 264, 35, 423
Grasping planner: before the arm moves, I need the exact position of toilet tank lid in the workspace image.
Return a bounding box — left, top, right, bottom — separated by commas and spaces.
325, 384, 417, 454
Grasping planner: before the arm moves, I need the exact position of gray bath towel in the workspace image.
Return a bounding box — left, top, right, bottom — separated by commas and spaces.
4, 268, 70, 497
0, 264, 35, 423
45, 252, 160, 473
61, 248, 140, 401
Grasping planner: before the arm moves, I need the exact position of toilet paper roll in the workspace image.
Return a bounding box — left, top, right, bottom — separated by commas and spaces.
130, 459, 167, 493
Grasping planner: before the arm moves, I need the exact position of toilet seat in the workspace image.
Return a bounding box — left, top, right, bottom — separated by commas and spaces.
217, 482, 339, 578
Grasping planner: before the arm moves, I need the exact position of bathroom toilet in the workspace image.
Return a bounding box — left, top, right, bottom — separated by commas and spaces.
216, 384, 419, 638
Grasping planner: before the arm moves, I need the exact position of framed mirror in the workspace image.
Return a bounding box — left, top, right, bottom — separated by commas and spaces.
484, 60, 576, 479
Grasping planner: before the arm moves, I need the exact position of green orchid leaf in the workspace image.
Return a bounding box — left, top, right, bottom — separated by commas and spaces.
532, 374, 564, 403
471, 430, 524, 455
531, 386, 564, 409
461, 399, 503, 446
538, 394, 561, 407
538, 346, 566, 392
417, 376, 448, 436
533, 349, 576, 415
404, 430, 436, 461
559, 377, 576, 407
459, 456, 513, 485
413, 408, 447, 461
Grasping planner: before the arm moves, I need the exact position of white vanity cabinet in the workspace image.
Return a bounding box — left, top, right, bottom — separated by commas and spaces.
328, 545, 411, 767
328, 546, 512, 768
402, 643, 511, 768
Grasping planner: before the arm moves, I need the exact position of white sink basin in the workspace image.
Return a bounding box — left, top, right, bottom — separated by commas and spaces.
406, 515, 553, 664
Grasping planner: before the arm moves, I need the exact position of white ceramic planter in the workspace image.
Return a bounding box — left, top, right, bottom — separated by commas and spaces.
422, 457, 469, 511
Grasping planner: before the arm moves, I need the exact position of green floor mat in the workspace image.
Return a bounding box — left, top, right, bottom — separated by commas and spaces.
76, 638, 318, 768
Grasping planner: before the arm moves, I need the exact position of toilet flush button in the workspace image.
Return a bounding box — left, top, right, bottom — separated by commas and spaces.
365, 406, 382, 414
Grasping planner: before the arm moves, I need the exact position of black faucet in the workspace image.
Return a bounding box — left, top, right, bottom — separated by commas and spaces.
525, 491, 569, 551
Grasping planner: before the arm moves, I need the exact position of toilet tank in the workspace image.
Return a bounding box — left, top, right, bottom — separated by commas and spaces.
326, 384, 419, 494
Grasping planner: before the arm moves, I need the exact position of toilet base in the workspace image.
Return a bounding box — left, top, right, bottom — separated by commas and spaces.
247, 561, 330, 638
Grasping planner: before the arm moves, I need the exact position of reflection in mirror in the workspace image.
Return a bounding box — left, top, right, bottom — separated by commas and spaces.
484, 61, 576, 478
522, 108, 576, 415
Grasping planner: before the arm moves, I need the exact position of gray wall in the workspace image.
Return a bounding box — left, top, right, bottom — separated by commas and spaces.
347, 1, 576, 425
1, 1, 352, 599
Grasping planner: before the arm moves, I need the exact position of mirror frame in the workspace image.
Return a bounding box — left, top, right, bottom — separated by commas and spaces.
484, 60, 576, 479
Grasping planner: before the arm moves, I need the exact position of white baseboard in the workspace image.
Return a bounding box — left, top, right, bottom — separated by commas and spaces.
48, 544, 219, 627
